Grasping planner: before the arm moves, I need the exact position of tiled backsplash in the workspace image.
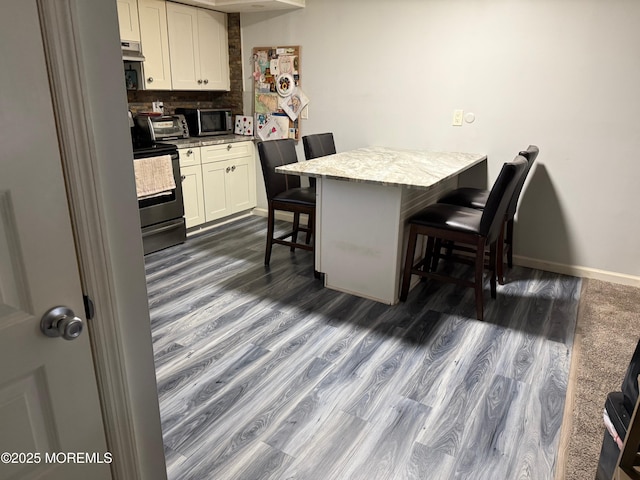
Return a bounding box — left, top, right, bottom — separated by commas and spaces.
127, 13, 243, 117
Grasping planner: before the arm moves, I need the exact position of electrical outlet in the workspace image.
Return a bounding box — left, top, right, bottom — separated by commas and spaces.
152, 101, 164, 113
452, 109, 463, 126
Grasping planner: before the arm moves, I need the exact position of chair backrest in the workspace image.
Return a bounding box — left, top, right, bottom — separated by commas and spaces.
479, 156, 528, 242
257, 139, 301, 200
302, 133, 336, 187
303, 133, 336, 160
505, 145, 539, 219
621, 337, 640, 416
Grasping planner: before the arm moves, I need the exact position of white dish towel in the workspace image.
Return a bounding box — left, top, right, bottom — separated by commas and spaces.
134, 155, 175, 199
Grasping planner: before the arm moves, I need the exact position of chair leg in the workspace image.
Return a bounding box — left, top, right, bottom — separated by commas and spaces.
445, 240, 454, 258
431, 238, 442, 272
423, 236, 435, 274
489, 242, 497, 299
265, 206, 275, 266
400, 225, 419, 301
506, 219, 514, 268
474, 238, 486, 321
497, 222, 505, 285
291, 212, 300, 252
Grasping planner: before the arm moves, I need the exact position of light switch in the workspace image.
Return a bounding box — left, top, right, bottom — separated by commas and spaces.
452, 109, 463, 126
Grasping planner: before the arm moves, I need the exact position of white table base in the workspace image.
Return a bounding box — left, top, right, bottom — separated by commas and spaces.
316, 177, 458, 304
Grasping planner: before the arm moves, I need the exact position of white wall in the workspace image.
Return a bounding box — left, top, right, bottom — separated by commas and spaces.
241, 0, 640, 282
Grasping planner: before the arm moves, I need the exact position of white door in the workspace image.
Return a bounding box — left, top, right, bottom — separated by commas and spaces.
0, 2, 111, 480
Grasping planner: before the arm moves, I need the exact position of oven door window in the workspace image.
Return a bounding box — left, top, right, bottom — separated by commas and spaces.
153, 119, 179, 134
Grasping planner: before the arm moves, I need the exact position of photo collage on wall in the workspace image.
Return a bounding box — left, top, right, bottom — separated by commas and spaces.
252, 46, 308, 141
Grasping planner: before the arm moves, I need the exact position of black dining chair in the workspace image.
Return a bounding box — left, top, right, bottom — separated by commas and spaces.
257, 139, 316, 270
399, 156, 527, 321
435, 145, 539, 283
302, 133, 336, 187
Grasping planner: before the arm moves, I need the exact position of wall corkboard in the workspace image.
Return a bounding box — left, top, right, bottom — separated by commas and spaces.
252, 46, 307, 142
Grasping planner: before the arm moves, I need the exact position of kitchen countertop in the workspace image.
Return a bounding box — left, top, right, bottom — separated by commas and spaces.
168, 135, 253, 148
276, 146, 487, 190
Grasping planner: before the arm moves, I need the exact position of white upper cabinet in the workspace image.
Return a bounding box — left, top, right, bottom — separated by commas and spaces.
197, 9, 230, 91
117, 0, 141, 42
138, 0, 172, 89
166, 2, 229, 91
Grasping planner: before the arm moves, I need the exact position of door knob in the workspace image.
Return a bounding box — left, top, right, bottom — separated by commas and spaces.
40, 306, 84, 341
197, 79, 203, 84
147, 77, 154, 83
203, 79, 209, 85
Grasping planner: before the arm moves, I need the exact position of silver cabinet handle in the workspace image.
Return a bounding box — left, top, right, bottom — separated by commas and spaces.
231, 165, 236, 172
197, 79, 203, 84
227, 144, 232, 150
226, 166, 231, 173
204, 79, 209, 85
147, 77, 153, 83
181, 175, 186, 181
40, 306, 83, 341
187, 149, 193, 156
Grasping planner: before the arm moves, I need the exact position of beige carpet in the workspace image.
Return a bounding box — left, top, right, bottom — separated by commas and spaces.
557, 278, 640, 480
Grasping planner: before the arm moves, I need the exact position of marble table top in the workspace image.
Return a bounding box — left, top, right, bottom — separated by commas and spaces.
276, 146, 487, 190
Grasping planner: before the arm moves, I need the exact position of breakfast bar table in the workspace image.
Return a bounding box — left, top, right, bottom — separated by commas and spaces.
276, 146, 487, 304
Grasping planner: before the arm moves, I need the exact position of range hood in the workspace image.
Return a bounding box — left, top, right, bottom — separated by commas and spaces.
122, 40, 145, 62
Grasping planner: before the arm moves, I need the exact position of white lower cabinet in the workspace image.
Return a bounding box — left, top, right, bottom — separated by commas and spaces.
180, 165, 205, 228
178, 141, 256, 228
201, 160, 229, 221
178, 147, 204, 228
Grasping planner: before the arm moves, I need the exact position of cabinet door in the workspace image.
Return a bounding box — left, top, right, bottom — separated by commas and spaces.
202, 160, 231, 222
167, 2, 200, 90
117, 0, 140, 42
138, 0, 172, 90
197, 9, 230, 91
228, 154, 257, 213
180, 164, 205, 228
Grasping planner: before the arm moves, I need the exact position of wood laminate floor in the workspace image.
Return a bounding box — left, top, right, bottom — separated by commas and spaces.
145, 215, 581, 480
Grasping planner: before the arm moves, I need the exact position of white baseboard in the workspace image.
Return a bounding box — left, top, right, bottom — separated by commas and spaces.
514, 255, 640, 287
250, 211, 640, 288
186, 211, 254, 237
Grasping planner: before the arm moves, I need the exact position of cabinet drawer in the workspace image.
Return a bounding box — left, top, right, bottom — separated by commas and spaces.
178, 146, 201, 168
201, 141, 253, 163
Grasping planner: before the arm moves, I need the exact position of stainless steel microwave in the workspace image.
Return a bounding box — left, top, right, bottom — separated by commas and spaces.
175, 108, 233, 136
